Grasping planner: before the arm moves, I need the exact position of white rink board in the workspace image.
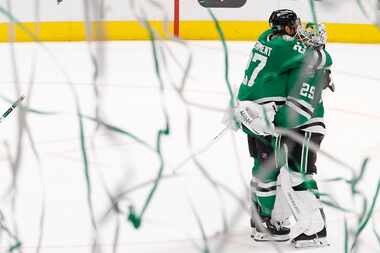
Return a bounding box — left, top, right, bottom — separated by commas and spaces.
0, 0, 377, 23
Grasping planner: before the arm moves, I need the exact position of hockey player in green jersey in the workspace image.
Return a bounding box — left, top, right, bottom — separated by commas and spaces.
234, 9, 305, 242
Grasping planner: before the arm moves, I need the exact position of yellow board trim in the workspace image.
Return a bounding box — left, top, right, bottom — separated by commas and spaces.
0, 21, 173, 42
0, 20, 379, 43
180, 21, 269, 40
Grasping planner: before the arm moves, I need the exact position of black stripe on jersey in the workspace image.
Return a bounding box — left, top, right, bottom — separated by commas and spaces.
287, 97, 313, 116
258, 101, 286, 106
299, 122, 326, 130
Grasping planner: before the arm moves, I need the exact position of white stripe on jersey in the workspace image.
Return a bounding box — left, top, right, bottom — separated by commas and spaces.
299, 117, 326, 134
251, 177, 277, 189
302, 125, 326, 135
256, 190, 276, 197
286, 100, 312, 119
303, 117, 325, 125
288, 96, 314, 113
318, 49, 327, 70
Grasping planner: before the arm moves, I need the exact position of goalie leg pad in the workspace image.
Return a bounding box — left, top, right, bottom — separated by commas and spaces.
271, 184, 292, 224
278, 168, 325, 238
293, 190, 324, 236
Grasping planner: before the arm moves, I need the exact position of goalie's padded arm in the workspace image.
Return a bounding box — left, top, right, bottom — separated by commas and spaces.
274, 66, 319, 129
274, 97, 313, 128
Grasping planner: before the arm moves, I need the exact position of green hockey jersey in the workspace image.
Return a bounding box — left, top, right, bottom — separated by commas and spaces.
237, 29, 332, 134
274, 46, 332, 130
237, 29, 306, 105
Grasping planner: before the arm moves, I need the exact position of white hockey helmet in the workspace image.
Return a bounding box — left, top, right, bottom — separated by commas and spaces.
296, 22, 327, 48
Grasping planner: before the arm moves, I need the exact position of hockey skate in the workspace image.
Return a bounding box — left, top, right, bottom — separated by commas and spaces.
250, 218, 290, 242
291, 227, 329, 248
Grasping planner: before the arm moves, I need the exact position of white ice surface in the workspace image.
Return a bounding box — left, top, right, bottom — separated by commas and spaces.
0, 41, 378, 253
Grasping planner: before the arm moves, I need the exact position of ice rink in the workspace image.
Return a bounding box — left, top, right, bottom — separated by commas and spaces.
0, 40, 379, 253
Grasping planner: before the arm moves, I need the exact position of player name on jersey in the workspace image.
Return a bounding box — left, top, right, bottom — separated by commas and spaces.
254, 41, 272, 57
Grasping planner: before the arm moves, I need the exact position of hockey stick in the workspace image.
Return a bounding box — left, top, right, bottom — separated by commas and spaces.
0, 95, 25, 123
171, 126, 229, 174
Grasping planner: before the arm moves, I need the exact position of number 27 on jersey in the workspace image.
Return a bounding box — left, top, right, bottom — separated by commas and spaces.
242, 52, 268, 87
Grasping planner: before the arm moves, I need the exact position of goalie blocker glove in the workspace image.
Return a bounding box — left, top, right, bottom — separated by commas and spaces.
234, 100, 277, 136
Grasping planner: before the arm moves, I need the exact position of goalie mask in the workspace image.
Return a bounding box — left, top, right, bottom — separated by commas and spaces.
296, 22, 327, 48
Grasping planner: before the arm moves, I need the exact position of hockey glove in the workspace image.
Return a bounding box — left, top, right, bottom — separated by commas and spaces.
234, 100, 277, 136
322, 69, 335, 92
